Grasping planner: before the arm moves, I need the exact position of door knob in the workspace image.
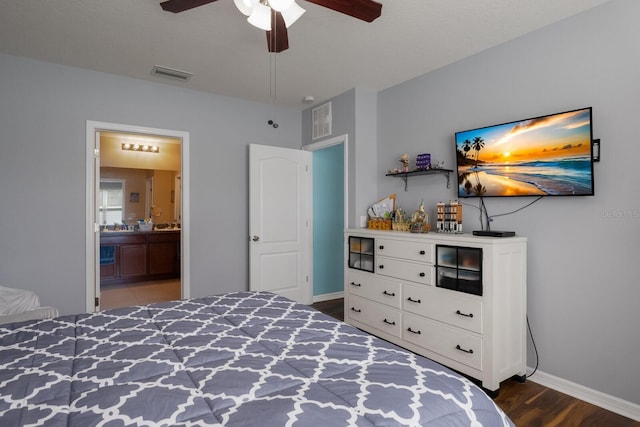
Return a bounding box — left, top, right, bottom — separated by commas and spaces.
252, 235, 260, 242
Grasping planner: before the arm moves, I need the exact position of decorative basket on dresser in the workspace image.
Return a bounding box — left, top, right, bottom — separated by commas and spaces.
344, 229, 527, 393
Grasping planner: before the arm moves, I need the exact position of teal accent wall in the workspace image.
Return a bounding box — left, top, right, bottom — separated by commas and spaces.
313, 144, 344, 296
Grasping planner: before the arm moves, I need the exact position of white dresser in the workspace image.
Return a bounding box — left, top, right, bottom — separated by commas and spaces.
344, 229, 527, 392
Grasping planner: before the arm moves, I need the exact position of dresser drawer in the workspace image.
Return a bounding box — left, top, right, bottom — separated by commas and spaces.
346, 271, 401, 308
376, 257, 432, 285
376, 238, 433, 263
403, 313, 482, 370
347, 295, 402, 337
403, 283, 483, 333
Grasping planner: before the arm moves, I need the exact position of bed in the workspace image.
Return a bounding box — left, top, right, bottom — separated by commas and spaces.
0, 291, 513, 426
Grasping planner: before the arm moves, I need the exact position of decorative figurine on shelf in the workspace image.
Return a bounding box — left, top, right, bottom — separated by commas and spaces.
392, 207, 411, 231
436, 200, 463, 233
410, 199, 431, 233
412, 199, 427, 223
400, 154, 409, 172
394, 208, 405, 223
416, 153, 431, 171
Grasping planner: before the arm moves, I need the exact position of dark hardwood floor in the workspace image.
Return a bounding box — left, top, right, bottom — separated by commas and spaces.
493, 379, 638, 427
311, 298, 344, 321
311, 298, 639, 427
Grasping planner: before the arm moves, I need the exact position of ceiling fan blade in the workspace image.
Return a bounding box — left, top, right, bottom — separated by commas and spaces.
266, 10, 289, 53
160, 0, 219, 13
305, 0, 382, 22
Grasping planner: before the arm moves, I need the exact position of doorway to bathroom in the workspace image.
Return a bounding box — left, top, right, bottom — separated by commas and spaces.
85, 121, 190, 312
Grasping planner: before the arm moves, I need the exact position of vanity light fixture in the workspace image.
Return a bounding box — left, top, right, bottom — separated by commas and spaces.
121, 143, 160, 153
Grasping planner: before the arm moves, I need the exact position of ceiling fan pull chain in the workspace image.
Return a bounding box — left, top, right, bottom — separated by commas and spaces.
268, 51, 279, 128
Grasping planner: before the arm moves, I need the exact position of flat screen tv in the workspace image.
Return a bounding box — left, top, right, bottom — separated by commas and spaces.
455, 107, 594, 197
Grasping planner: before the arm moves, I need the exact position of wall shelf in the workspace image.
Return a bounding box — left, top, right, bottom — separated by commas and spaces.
386, 169, 453, 191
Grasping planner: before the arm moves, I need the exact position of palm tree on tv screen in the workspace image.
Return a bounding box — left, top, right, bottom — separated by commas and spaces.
472, 136, 485, 167
463, 139, 472, 161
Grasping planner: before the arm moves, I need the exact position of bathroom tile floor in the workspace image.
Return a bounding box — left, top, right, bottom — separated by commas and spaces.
100, 279, 181, 310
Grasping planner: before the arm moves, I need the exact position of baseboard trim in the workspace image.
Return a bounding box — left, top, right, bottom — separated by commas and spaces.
527, 369, 640, 422
312, 291, 344, 303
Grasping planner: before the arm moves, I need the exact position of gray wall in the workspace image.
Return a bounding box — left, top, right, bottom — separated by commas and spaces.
302, 87, 378, 228
377, 0, 638, 405
0, 53, 301, 316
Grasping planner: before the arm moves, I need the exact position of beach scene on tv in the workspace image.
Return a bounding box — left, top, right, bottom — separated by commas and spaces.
455, 108, 594, 197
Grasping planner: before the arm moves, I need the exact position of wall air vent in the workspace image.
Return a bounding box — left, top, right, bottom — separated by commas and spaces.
151, 65, 193, 81
312, 102, 332, 140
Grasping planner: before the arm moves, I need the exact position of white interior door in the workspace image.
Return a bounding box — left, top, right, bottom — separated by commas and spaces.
249, 144, 312, 304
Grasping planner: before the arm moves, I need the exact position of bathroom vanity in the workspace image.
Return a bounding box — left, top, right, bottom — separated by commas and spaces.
100, 230, 180, 284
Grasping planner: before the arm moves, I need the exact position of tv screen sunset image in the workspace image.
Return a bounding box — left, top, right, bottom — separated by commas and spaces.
455, 107, 594, 197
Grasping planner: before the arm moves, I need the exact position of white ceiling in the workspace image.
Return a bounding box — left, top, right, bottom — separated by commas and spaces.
0, 0, 612, 109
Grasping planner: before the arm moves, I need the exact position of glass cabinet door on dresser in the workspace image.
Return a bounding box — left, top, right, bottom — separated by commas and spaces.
348, 236, 374, 273
436, 245, 483, 296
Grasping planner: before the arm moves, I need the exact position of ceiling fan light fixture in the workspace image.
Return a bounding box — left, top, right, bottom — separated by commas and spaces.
268, 0, 294, 12
281, 1, 305, 28
233, 0, 257, 16
248, 2, 272, 31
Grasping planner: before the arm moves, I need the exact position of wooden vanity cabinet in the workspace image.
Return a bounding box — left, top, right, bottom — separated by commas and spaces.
99, 259, 117, 280
148, 233, 180, 276
119, 242, 147, 279
100, 231, 179, 284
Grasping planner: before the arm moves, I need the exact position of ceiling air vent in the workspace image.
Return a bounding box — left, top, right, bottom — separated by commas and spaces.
151, 65, 193, 81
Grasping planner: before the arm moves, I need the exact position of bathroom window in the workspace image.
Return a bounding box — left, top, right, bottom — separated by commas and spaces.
99, 179, 125, 225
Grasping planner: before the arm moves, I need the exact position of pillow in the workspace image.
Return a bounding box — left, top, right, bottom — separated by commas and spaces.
0, 285, 41, 315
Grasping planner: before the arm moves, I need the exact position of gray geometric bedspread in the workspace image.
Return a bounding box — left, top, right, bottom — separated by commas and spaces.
0, 291, 514, 426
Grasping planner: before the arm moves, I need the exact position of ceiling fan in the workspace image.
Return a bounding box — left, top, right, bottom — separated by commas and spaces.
160, 0, 382, 53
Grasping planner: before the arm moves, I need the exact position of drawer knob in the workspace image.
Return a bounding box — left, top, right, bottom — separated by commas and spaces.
379, 245, 384, 250
419, 250, 426, 255
378, 264, 384, 269
383, 318, 396, 325
407, 297, 421, 304
455, 310, 474, 318
455, 344, 474, 354
419, 272, 426, 277
383, 290, 396, 297
407, 327, 421, 335
350, 282, 361, 287
351, 307, 362, 313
